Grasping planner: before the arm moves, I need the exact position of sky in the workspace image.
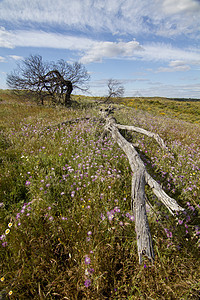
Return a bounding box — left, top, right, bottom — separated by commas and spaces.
0, 0, 200, 98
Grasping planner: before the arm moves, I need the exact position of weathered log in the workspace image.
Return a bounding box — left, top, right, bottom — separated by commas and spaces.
116, 124, 169, 151
101, 108, 184, 264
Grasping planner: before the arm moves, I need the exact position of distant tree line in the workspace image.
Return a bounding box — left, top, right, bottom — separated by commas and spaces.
7, 55, 90, 106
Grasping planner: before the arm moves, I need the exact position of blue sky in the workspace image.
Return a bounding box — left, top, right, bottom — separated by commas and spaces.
0, 0, 200, 98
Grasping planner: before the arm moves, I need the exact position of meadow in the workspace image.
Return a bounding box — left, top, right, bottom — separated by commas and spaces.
0, 90, 200, 299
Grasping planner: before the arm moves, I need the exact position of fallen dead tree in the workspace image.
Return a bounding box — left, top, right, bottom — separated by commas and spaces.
50, 107, 184, 264
100, 107, 184, 264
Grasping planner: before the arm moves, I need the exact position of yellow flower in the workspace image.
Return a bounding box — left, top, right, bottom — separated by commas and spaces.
8, 291, 13, 296
0, 277, 5, 282
8, 223, 13, 228
5, 229, 10, 235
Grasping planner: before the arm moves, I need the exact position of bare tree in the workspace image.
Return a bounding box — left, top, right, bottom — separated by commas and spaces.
6, 55, 48, 104
105, 79, 125, 103
7, 55, 90, 106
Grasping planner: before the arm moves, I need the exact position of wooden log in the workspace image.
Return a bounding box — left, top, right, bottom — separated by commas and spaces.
101, 108, 184, 263
116, 124, 169, 151
132, 170, 155, 264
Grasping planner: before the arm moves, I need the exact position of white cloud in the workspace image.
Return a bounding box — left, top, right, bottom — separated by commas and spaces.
169, 60, 188, 67
80, 40, 144, 63
0, 28, 95, 50
1, 27, 200, 69
0, 27, 14, 48
156, 55, 200, 72
162, 0, 200, 14
157, 65, 191, 73
0, 56, 5, 62
166, 60, 191, 71
0, 0, 200, 38
8, 55, 23, 60
142, 43, 200, 65
156, 57, 200, 72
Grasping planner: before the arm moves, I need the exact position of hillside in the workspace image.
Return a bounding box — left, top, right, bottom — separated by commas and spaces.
0, 90, 200, 299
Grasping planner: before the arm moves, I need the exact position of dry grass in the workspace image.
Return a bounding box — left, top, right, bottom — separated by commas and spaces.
0, 91, 199, 299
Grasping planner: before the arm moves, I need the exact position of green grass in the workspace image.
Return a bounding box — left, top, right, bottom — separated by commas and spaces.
73, 94, 200, 124
113, 96, 200, 124
0, 90, 200, 299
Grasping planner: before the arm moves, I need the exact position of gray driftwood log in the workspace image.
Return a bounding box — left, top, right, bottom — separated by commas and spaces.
101, 108, 184, 264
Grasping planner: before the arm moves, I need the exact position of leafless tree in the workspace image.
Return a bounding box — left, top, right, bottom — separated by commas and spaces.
104, 79, 125, 103
7, 55, 90, 106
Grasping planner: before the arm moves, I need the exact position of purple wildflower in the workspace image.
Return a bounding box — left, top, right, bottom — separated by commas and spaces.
100, 213, 105, 221
164, 228, 172, 238
108, 213, 114, 222
84, 279, 91, 287
84, 256, 91, 265
0, 234, 5, 240
114, 207, 120, 213
129, 215, 135, 221
89, 268, 94, 274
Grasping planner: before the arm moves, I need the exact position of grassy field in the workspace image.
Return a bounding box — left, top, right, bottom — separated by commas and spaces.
0, 90, 200, 299
82, 95, 200, 124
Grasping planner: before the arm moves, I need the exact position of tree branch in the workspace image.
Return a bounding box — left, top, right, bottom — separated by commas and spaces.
116, 124, 169, 151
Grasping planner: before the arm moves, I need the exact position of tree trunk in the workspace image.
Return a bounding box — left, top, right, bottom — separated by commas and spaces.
64, 81, 73, 106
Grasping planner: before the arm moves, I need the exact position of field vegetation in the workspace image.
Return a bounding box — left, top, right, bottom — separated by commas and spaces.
108, 96, 200, 124
0, 90, 200, 299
